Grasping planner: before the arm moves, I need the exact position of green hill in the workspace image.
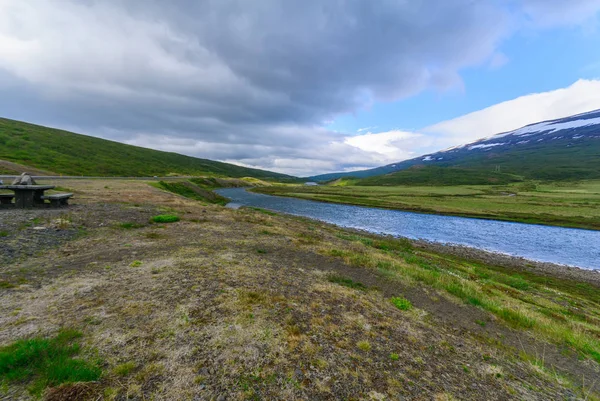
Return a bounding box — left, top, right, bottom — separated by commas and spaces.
356, 166, 522, 186
0, 118, 293, 179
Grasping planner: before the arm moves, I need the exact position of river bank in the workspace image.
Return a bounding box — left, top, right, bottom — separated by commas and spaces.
217, 187, 600, 270
251, 181, 600, 231
1, 179, 599, 400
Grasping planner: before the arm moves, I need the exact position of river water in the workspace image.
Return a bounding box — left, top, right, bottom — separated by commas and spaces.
216, 188, 600, 270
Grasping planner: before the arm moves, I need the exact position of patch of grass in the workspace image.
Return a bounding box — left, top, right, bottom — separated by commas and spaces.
494, 308, 536, 329
130, 260, 143, 267
390, 353, 400, 361
327, 275, 367, 291
112, 362, 136, 377
391, 296, 412, 311
248, 207, 277, 216
155, 181, 230, 205
0, 231, 8, 237
0, 328, 101, 396
151, 214, 180, 223
237, 290, 269, 308
0, 281, 16, 289
504, 275, 530, 291
144, 232, 162, 239
256, 249, 267, 254
118, 222, 144, 229
356, 340, 372, 352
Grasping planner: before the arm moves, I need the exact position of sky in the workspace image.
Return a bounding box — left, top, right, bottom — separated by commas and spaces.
1, 1, 600, 177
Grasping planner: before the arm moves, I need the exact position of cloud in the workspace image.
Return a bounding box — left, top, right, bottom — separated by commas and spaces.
423, 79, 600, 147
488, 52, 509, 70
0, 1, 599, 176
518, 0, 600, 27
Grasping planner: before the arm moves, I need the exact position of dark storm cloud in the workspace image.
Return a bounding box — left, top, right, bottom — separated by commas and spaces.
0, 0, 599, 175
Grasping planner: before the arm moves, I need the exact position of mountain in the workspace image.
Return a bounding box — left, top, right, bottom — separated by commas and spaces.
0, 118, 293, 179
310, 109, 600, 182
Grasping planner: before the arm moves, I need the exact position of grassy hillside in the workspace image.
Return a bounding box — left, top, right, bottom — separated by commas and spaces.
356, 166, 522, 186
440, 137, 600, 181
309, 128, 600, 183
0, 118, 293, 179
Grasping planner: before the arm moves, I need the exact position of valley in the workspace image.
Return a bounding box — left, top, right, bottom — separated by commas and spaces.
253, 180, 600, 230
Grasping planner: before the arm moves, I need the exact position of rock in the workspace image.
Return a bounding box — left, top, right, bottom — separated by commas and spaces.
33, 226, 47, 230
12, 172, 36, 186
217, 395, 226, 401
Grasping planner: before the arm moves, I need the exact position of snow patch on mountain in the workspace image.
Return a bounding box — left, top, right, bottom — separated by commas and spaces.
493, 116, 600, 140
468, 142, 504, 150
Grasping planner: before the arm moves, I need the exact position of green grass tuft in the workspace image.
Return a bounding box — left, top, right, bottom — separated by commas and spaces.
391, 296, 412, 311
112, 362, 136, 377
151, 214, 180, 223
327, 275, 368, 291
0, 329, 101, 396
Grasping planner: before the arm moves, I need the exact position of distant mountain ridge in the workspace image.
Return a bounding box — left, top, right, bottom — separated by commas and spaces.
309, 108, 600, 181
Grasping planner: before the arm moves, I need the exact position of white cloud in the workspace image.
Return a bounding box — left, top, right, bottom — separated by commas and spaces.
344, 130, 430, 162
423, 79, 600, 148
488, 52, 509, 70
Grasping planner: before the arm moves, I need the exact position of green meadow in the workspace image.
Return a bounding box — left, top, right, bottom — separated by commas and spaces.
254, 180, 600, 230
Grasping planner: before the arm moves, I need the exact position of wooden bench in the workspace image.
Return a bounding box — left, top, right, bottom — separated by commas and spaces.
0, 194, 14, 205
41, 193, 73, 207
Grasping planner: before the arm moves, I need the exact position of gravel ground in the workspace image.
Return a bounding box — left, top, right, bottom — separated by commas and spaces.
0, 204, 157, 266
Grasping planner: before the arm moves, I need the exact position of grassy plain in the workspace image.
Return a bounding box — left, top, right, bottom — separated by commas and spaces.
0, 179, 599, 399
254, 180, 600, 230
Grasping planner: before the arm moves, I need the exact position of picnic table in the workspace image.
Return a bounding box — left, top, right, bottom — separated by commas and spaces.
0, 185, 56, 208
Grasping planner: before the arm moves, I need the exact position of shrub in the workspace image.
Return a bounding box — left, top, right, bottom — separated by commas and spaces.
151, 214, 180, 223
391, 296, 412, 311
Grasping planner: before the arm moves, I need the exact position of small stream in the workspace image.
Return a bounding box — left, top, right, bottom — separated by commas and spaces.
216, 188, 600, 270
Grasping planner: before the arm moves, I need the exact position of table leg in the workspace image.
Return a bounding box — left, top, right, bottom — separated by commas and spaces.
33, 190, 45, 205
14, 190, 34, 208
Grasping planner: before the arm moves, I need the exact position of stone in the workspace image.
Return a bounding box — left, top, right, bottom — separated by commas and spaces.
12, 172, 37, 186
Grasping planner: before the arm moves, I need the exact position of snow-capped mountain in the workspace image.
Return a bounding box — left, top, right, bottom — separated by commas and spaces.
310, 109, 600, 181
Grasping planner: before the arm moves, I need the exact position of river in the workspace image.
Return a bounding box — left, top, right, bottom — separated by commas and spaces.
215, 188, 600, 270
